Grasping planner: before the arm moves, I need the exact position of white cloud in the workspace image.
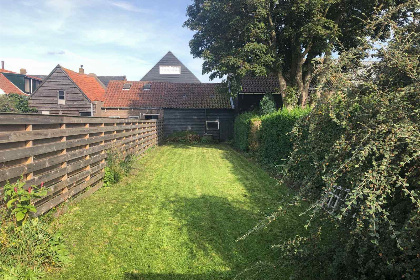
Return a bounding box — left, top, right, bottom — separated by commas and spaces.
109, 1, 151, 13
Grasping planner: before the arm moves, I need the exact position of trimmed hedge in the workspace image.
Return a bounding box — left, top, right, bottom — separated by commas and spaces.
233, 112, 258, 151
258, 108, 310, 166
233, 108, 310, 168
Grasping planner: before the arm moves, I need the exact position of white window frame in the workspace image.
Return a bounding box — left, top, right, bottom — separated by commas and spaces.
58, 90, 65, 105
206, 120, 220, 130
159, 65, 181, 75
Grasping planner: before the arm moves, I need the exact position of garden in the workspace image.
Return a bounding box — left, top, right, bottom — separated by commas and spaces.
1, 0, 419, 279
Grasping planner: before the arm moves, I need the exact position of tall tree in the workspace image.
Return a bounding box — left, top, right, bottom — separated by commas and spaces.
184, 0, 401, 107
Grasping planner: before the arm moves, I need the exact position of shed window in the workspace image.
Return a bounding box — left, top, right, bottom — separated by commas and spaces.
80, 112, 92, 117
122, 83, 132, 90
206, 121, 219, 130
144, 114, 159, 120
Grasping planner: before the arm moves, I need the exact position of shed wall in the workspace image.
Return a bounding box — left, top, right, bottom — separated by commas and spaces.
163, 109, 234, 141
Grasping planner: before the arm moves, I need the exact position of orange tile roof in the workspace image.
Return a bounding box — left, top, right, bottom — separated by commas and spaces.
104, 81, 232, 109
0, 69, 17, 74
63, 68, 106, 101
0, 73, 25, 95
104, 81, 167, 108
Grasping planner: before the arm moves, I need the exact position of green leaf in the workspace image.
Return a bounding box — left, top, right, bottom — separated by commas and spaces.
6, 198, 17, 209
15, 211, 25, 221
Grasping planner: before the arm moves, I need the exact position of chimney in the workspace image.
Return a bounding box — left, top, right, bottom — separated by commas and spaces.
79, 65, 84, 74
1, 61, 4, 70
20, 68, 27, 75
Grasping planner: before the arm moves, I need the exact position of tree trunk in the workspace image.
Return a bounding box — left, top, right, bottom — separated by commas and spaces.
277, 72, 288, 109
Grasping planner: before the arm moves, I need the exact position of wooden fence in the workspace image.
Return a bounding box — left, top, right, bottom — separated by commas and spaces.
0, 113, 163, 215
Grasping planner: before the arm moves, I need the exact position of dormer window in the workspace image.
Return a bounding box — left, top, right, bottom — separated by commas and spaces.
122, 83, 132, 90
143, 83, 151, 91
58, 90, 65, 105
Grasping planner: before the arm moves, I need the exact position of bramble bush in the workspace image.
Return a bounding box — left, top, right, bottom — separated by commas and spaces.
1, 180, 68, 279
280, 2, 420, 279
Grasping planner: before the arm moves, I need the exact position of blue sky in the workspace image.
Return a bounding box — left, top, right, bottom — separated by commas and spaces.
0, 0, 216, 82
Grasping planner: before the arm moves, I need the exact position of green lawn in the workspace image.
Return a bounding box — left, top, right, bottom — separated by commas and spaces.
49, 144, 306, 280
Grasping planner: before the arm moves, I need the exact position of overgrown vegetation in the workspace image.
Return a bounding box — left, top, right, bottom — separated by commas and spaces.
0, 93, 37, 113
104, 148, 136, 187
232, 2, 419, 279
165, 131, 201, 144
281, 5, 420, 277
1, 180, 68, 279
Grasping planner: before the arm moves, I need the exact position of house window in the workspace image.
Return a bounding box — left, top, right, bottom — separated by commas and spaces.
144, 114, 159, 120
143, 83, 151, 90
80, 112, 92, 117
122, 83, 132, 90
24, 79, 30, 93
128, 116, 140, 119
58, 90, 65, 104
159, 66, 181, 75
206, 121, 219, 130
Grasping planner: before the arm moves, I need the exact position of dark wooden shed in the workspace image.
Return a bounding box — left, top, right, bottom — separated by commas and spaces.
164, 108, 234, 141
163, 83, 234, 141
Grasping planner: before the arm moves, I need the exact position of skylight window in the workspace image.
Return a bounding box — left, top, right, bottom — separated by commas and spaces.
122, 83, 132, 90
143, 84, 151, 90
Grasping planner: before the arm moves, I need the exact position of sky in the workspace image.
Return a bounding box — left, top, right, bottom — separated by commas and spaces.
0, 0, 217, 82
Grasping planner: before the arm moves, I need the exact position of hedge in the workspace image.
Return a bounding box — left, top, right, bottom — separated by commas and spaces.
233, 108, 310, 168
258, 108, 310, 166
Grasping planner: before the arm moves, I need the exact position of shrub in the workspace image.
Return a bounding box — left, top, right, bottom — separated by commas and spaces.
104, 148, 136, 187
0, 94, 37, 113
4, 180, 47, 226
166, 131, 201, 144
1, 180, 68, 279
281, 4, 420, 278
233, 112, 258, 151
259, 93, 276, 115
258, 107, 310, 169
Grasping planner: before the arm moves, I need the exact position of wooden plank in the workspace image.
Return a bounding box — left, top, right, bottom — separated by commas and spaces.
0, 124, 153, 144
0, 114, 158, 125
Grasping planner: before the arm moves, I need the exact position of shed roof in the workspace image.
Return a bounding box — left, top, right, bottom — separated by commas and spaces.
241, 75, 280, 93
104, 81, 232, 109
62, 67, 106, 101
165, 83, 231, 109
104, 81, 167, 108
